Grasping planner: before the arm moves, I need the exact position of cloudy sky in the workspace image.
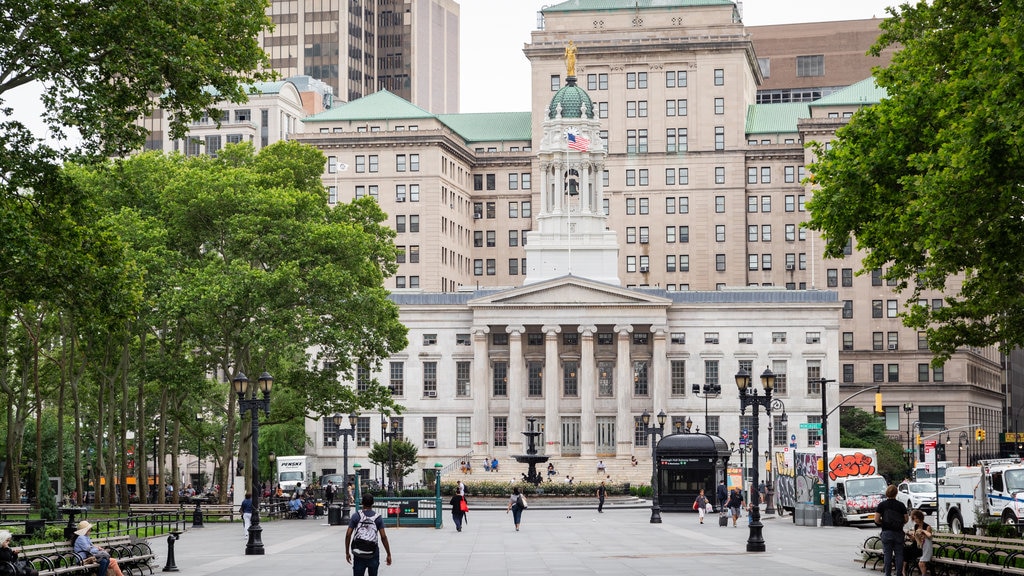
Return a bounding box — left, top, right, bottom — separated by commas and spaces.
457, 0, 901, 112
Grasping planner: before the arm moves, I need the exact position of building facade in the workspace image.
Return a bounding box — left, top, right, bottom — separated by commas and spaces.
260, 0, 459, 113
292, 0, 1004, 481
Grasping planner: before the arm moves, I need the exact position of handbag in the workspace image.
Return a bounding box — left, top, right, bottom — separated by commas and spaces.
692, 500, 699, 511
706, 503, 714, 513
460, 499, 469, 512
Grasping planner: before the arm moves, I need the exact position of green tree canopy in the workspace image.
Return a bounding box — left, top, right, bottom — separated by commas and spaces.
806, 0, 1024, 361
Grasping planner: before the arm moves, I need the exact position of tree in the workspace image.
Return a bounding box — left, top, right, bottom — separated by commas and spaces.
805, 0, 1024, 361
38, 467, 57, 520
367, 439, 420, 492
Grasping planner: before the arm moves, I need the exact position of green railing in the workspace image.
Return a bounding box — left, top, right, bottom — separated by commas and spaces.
353, 466, 444, 529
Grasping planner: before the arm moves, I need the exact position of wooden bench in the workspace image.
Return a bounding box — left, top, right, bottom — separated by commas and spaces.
859, 533, 1024, 576
197, 504, 235, 521
857, 535, 884, 570
23, 535, 155, 576
0, 503, 32, 519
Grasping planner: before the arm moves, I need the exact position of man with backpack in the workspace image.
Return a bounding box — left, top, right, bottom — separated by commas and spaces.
345, 494, 393, 576
874, 484, 909, 576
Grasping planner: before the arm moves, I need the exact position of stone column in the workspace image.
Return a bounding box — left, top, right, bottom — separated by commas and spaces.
579, 325, 597, 458
542, 325, 561, 456
471, 325, 490, 457
614, 324, 634, 454
651, 325, 668, 416
507, 325, 526, 456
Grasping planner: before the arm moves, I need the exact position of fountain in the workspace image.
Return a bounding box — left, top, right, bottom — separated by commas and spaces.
514, 417, 550, 486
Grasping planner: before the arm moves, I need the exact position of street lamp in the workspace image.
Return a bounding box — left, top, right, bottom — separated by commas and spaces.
196, 416, 203, 496
735, 366, 775, 553
381, 417, 399, 496
764, 398, 788, 515
958, 430, 969, 466
334, 412, 357, 524
233, 371, 273, 556
692, 383, 721, 432
815, 376, 838, 527
639, 409, 667, 523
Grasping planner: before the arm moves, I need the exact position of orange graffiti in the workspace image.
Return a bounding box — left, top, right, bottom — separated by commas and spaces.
828, 452, 876, 481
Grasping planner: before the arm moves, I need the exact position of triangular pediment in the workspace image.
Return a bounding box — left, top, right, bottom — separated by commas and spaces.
468, 275, 671, 308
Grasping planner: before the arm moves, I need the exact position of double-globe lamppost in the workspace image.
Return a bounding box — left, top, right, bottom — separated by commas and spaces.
958, 430, 970, 466
233, 371, 273, 556
735, 366, 776, 553
639, 409, 667, 524
381, 417, 399, 496
764, 398, 788, 515
334, 412, 357, 524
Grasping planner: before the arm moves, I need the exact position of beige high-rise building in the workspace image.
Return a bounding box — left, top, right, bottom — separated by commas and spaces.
261, 0, 459, 113
292, 0, 1005, 475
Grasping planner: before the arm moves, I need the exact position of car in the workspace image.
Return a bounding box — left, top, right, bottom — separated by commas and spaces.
897, 481, 937, 513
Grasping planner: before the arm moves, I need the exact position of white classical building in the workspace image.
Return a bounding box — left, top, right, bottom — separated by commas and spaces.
303, 58, 841, 487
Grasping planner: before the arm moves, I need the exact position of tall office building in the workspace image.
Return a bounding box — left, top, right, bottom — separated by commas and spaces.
292, 0, 1005, 479
261, 0, 459, 113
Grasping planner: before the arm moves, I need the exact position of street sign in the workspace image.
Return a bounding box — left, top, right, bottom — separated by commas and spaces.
799, 423, 822, 429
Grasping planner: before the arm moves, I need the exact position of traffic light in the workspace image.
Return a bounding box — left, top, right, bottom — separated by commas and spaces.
875, 392, 883, 414
976, 428, 986, 442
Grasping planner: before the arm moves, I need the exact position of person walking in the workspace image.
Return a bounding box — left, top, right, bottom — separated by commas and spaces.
716, 480, 728, 512
345, 494, 393, 576
450, 491, 467, 532
726, 488, 744, 527
695, 489, 709, 524
506, 487, 527, 531
596, 481, 607, 513
874, 484, 909, 576
325, 480, 336, 505
240, 492, 254, 539
909, 509, 933, 576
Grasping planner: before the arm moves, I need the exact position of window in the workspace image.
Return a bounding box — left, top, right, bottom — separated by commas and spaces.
486, 259, 496, 275
918, 363, 929, 383
522, 173, 531, 189
715, 126, 725, 150
508, 258, 519, 275
762, 225, 771, 242
550, 75, 560, 91
328, 156, 338, 173
396, 155, 406, 172
714, 97, 724, 114
328, 186, 337, 204
714, 69, 724, 86
715, 254, 726, 271
369, 155, 378, 172
598, 361, 614, 396
888, 300, 898, 318
748, 168, 758, 184
563, 361, 579, 397
704, 332, 720, 344
806, 415, 822, 444
355, 156, 365, 173
738, 332, 753, 344
796, 55, 825, 77
494, 416, 507, 447
786, 225, 796, 242
410, 154, 419, 171
522, 201, 532, 218
423, 333, 437, 346
528, 361, 543, 397
827, 269, 838, 287
598, 102, 608, 118
843, 364, 855, 383
667, 70, 687, 87
748, 254, 759, 270
873, 332, 884, 351
456, 416, 471, 447
842, 268, 853, 287
666, 255, 676, 271
761, 167, 771, 184
410, 215, 419, 232
807, 360, 822, 395
888, 364, 900, 382
785, 166, 795, 183
748, 196, 758, 213
509, 230, 519, 247
843, 300, 853, 319
933, 364, 944, 382
873, 364, 884, 382
626, 198, 636, 214
670, 360, 686, 395
423, 362, 437, 396
806, 332, 821, 344
633, 361, 649, 396
715, 167, 725, 184
872, 300, 883, 318
704, 359, 719, 388
389, 362, 404, 395
680, 255, 689, 271
396, 215, 406, 233
492, 361, 508, 396
715, 225, 725, 242
509, 173, 518, 190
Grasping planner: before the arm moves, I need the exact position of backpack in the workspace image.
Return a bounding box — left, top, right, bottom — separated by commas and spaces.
351, 511, 379, 557
881, 505, 904, 531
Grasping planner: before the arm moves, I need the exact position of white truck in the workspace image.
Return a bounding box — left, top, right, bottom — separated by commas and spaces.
276, 455, 311, 494
914, 460, 952, 484
826, 448, 888, 526
938, 459, 1024, 533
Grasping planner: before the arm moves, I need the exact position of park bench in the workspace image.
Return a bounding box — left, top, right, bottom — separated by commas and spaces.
23, 535, 155, 576
197, 504, 235, 521
858, 532, 1024, 576
0, 503, 32, 520
857, 534, 884, 570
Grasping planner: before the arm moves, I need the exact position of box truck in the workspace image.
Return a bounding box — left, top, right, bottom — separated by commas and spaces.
276, 455, 311, 494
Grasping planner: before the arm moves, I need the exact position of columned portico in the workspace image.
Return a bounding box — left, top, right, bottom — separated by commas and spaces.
471, 325, 490, 453
615, 324, 633, 455
651, 325, 668, 414
579, 324, 597, 458
507, 325, 526, 455
542, 324, 561, 456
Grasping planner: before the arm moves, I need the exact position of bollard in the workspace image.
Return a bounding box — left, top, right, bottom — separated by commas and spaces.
192, 501, 204, 528
163, 531, 181, 572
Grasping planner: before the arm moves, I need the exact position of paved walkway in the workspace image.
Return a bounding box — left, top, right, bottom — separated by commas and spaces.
149, 505, 879, 576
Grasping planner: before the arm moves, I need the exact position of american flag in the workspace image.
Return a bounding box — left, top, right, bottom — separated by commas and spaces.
567, 132, 590, 152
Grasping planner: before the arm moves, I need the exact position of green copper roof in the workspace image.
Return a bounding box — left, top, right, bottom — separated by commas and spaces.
436, 112, 532, 143
544, 0, 735, 11
745, 103, 810, 134
305, 90, 435, 122
811, 77, 887, 107
548, 78, 594, 119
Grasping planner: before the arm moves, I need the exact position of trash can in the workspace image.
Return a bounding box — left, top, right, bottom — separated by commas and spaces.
328, 504, 342, 526
794, 503, 807, 526
315, 501, 324, 518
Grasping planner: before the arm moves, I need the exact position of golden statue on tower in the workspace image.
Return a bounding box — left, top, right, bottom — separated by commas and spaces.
565, 40, 577, 78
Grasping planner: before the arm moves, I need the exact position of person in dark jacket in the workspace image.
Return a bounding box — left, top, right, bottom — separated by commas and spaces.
875, 484, 909, 576
716, 480, 728, 511
449, 492, 467, 532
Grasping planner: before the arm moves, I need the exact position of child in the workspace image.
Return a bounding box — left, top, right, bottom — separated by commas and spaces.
909, 509, 933, 576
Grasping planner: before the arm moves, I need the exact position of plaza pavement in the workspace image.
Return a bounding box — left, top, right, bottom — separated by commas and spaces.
147, 503, 880, 576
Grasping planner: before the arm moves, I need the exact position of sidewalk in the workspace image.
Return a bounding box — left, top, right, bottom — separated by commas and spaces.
149, 506, 879, 576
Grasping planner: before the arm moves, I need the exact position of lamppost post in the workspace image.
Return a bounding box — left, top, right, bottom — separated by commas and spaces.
764, 398, 788, 516
233, 371, 273, 556
334, 413, 357, 524
818, 377, 838, 527
196, 416, 203, 495
736, 367, 775, 553
959, 431, 969, 466
640, 409, 667, 524
691, 383, 722, 433
904, 403, 915, 473
382, 418, 397, 496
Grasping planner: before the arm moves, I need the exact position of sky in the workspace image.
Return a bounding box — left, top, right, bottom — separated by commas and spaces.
457, 0, 901, 113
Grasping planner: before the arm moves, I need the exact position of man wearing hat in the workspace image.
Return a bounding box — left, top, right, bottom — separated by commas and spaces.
72, 521, 123, 576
